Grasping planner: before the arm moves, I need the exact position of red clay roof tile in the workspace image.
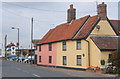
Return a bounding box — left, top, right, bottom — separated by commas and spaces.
74, 15, 100, 39
38, 15, 91, 44
6, 43, 16, 47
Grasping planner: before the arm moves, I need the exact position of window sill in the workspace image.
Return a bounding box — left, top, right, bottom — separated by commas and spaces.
63, 64, 67, 65
76, 49, 81, 50
62, 50, 67, 51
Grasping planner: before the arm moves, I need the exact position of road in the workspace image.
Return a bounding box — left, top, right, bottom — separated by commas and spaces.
2, 60, 72, 77
2, 60, 116, 78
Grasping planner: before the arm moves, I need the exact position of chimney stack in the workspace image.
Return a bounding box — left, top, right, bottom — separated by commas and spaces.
67, 4, 76, 23
97, 2, 107, 20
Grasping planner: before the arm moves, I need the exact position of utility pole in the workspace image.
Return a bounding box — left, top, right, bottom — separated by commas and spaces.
31, 17, 33, 64
96, 0, 98, 15
4, 35, 7, 57
18, 28, 20, 59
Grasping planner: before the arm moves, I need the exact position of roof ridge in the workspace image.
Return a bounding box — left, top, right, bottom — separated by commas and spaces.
73, 15, 101, 40
38, 15, 101, 45
72, 15, 91, 39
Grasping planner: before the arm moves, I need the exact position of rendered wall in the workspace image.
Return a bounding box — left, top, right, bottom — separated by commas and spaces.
37, 43, 57, 66
56, 40, 89, 69
91, 20, 116, 35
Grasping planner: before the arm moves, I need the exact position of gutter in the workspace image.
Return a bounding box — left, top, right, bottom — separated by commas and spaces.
85, 39, 90, 66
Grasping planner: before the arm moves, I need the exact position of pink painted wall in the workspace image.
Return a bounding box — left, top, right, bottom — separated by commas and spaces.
37, 43, 57, 66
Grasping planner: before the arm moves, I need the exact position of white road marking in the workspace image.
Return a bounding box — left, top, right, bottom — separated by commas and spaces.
32, 74, 41, 77
16, 68, 21, 71
22, 70, 30, 74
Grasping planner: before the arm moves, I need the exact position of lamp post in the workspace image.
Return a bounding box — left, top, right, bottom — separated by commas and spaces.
31, 17, 33, 64
11, 27, 20, 60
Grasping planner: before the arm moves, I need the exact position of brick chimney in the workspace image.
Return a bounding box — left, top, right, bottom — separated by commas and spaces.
97, 2, 107, 20
67, 4, 76, 23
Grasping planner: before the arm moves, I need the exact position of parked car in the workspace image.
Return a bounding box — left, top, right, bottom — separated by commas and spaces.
7, 55, 17, 61
27, 56, 34, 60
23, 56, 34, 64
16, 56, 25, 62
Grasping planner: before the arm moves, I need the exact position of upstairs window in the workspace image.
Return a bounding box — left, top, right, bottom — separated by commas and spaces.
49, 43, 52, 51
76, 40, 81, 50
62, 41, 66, 51
39, 45, 41, 51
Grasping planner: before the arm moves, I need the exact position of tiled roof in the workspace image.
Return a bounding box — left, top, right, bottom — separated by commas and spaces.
74, 16, 100, 39
32, 39, 40, 45
91, 36, 119, 51
38, 15, 100, 45
40, 29, 55, 44
110, 20, 120, 35
6, 43, 16, 47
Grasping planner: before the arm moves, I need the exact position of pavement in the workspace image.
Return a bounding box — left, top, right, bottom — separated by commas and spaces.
2, 59, 117, 77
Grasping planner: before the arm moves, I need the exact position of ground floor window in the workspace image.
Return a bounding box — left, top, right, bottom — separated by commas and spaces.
49, 56, 52, 63
108, 54, 112, 63
39, 56, 41, 62
77, 55, 82, 66
109, 54, 112, 59
63, 56, 67, 65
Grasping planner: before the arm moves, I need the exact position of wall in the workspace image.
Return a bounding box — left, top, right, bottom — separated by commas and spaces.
56, 40, 89, 69
91, 20, 116, 35
87, 20, 117, 67
37, 20, 117, 68
11, 46, 16, 55
101, 51, 112, 65
37, 43, 57, 65
87, 37, 101, 67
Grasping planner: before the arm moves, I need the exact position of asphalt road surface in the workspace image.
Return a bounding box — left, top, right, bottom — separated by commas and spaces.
2, 60, 117, 78
2, 60, 72, 77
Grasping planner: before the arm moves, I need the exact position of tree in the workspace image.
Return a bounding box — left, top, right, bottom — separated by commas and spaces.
100, 60, 105, 65
22, 50, 27, 56
108, 50, 120, 75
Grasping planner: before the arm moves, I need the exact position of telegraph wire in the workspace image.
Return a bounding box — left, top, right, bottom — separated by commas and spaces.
3, 7, 65, 27
3, 7, 62, 23
3, 2, 96, 13
3, 2, 65, 13
3, 7, 31, 19
3, 2, 97, 23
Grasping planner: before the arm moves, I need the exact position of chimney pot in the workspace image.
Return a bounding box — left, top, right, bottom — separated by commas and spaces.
102, 2, 104, 4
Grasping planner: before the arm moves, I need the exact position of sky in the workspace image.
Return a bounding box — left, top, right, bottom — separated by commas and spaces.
0, 0, 119, 49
